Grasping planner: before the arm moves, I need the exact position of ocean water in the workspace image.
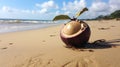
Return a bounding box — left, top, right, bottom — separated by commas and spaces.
0, 19, 65, 34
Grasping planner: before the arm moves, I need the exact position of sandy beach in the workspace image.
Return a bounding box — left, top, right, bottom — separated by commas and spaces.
0, 20, 120, 67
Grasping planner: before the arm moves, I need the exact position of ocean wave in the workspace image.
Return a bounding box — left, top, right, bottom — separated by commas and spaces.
0, 20, 60, 34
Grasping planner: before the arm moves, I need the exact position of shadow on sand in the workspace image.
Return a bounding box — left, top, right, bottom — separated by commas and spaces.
65, 39, 120, 52
86, 39, 120, 49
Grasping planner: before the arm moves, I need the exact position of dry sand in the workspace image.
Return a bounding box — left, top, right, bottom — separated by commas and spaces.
0, 20, 120, 67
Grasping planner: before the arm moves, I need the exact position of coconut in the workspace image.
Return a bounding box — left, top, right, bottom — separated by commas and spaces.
60, 20, 91, 48
53, 7, 90, 48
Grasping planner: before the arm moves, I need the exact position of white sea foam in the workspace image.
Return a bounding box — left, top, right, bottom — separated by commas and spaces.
0, 19, 62, 34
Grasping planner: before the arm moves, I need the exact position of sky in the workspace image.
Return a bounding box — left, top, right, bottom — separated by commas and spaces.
0, 0, 120, 20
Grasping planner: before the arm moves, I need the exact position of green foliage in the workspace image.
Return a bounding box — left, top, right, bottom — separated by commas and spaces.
110, 10, 120, 18
95, 15, 104, 20
53, 15, 71, 21
95, 10, 120, 20
75, 7, 88, 18
53, 7, 88, 21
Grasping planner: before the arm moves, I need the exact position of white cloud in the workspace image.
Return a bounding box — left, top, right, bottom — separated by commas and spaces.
1, 0, 120, 20
1, 6, 15, 12
90, 2, 109, 12
61, 0, 86, 17
86, 1, 109, 18
90, 0, 120, 13
0, 5, 48, 14
0, 5, 55, 19
55, 11, 60, 15
39, 8, 47, 14
82, 0, 120, 19
36, 0, 58, 9
31, 10, 36, 14
1, 6, 33, 14
21, 10, 31, 13
2, 6, 9, 11
35, 3, 41, 7
64, 11, 71, 15
0, 6, 34, 19
62, 0, 86, 11
34, 0, 59, 17
60, 0, 120, 19
109, 0, 120, 5
109, 0, 120, 12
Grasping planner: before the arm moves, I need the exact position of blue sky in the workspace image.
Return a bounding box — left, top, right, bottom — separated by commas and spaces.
0, 0, 120, 20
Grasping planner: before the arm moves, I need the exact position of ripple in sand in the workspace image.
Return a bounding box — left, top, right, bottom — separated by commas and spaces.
62, 57, 98, 67
98, 27, 110, 30
9, 43, 13, 45
49, 34, 56, 37
42, 40, 46, 42
1, 47, 7, 50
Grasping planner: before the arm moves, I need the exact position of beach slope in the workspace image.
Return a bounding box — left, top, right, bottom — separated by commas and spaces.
0, 20, 120, 67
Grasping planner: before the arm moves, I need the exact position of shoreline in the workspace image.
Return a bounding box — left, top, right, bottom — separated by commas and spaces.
0, 23, 61, 34
0, 20, 120, 67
